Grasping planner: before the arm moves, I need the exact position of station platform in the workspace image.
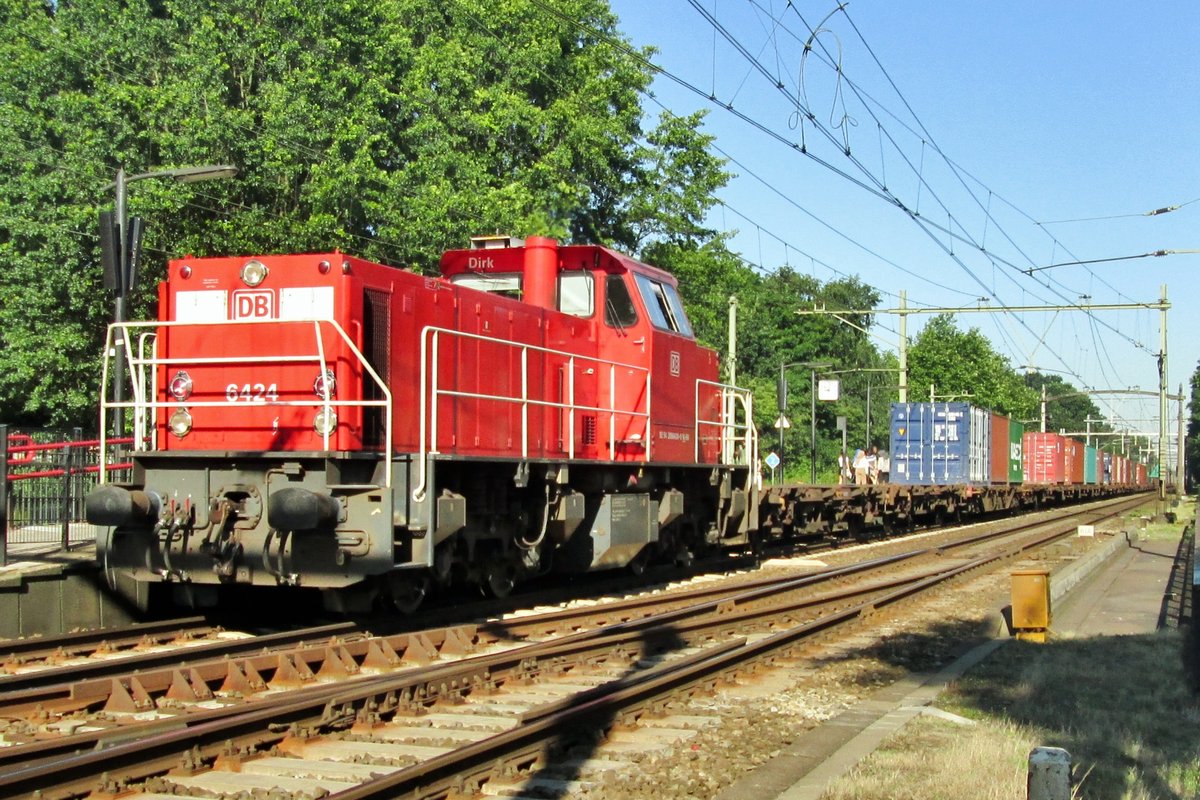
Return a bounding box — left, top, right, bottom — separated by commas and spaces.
719, 515, 1187, 800
0, 542, 142, 638
1053, 532, 1181, 636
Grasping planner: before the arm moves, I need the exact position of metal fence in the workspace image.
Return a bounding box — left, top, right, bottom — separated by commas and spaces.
1, 425, 133, 564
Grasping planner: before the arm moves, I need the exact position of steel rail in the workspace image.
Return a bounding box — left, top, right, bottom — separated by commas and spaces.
0, 621, 360, 705
0, 496, 1144, 744
0, 493, 1152, 798
0, 616, 211, 662
326, 494, 1154, 799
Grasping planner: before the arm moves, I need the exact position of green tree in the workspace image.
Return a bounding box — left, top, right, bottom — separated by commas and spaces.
731, 267, 888, 480
0, 0, 732, 426
907, 315, 1037, 418
1022, 372, 1112, 442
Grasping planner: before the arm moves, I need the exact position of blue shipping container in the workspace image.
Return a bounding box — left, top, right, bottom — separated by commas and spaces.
889, 402, 989, 485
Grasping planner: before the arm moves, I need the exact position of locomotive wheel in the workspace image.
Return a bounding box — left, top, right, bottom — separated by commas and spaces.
388, 572, 429, 614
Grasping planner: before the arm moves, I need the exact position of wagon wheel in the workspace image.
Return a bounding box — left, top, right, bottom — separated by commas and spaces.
628, 547, 652, 577
388, 572, 429, 615
482, 558, 517, 599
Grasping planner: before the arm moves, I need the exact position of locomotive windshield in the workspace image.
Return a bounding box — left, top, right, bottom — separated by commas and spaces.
634, 273, 693, 336
604, 274, 638, 328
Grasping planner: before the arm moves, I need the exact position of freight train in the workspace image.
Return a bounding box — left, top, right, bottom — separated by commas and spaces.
889, 401, 1149, 489
85, 237, 1145, 613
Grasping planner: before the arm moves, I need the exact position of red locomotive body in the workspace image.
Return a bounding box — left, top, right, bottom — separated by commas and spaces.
88, 237, 756, 611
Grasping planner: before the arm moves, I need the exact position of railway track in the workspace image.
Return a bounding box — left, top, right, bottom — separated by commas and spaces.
0, 493, 1152, 798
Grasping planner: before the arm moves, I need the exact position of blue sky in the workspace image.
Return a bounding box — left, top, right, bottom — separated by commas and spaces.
610, 1, 1199, 461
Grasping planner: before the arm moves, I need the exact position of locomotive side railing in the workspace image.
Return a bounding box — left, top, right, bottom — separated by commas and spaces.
413, 326, 651, 502
97, 318, 393, 486
693, 379, 757, 468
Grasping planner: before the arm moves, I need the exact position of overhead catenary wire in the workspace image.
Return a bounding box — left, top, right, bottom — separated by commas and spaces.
1036, 197, 1200, 224
685, 0, 1161, 405
529, 0, 1157, 415
738, 0, 1160, 321
760, 1, 1153, 360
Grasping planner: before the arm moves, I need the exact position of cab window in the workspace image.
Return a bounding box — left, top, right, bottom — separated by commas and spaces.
634, 273, 693, 336
604, 274, 638, 328
558, 271, 594, 317
450, 272, 522, 300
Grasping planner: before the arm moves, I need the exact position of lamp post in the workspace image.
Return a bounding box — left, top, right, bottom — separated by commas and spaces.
778, 361, 832, 484
103, 164, 238, 436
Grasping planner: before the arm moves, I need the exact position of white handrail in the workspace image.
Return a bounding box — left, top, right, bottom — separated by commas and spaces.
97, 317, 393, 487
413, 325, 651, 502
694, 379, 757, 468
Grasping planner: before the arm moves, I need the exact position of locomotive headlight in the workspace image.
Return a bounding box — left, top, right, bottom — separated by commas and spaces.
313, 369, 336, 400
168, 370, 193, 401
169, 407, 193, 438
314, 408, 338, 436
240, 259, 269, 287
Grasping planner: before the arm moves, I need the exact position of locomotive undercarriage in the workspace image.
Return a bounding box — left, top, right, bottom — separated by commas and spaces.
88, 450, 754, 614
383, 455, 754, 614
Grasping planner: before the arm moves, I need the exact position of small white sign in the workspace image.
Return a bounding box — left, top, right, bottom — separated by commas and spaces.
818, 379, 840, 401
279, 286, 335, 320
764, 452, 781, 470
1077, 524, 1095, 538
175, 289, 227, 322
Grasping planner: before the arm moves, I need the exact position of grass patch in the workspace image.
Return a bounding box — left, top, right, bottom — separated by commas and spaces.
821, 715, 1037, 800
1125, 496, 1193, 541
946, 632, 1200, 798
821, 631, 1200, 799
819, 505, 1195, 799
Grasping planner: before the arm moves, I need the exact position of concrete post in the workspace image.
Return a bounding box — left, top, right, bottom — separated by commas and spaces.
897, 290, 908, 403
1028, 746, 1071, 800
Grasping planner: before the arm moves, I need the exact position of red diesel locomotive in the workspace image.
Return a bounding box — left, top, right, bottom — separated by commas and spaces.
87, 236, 758, 611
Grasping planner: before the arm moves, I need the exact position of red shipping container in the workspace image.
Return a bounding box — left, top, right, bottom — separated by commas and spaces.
989, 413, 1010, 483
1064, 438, 1085, 484
1135, 463, 1147, 486
1023, 432, 1067, 484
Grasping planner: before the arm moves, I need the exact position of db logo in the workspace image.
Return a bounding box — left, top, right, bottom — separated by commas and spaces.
231, 290, 275, 320
669, 351, 681, 377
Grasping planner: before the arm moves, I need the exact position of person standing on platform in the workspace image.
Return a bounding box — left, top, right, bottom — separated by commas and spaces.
852, 447, 868, 485
837, 450, 853, 484
866, 446, 879, 484
876, 449, 890, 483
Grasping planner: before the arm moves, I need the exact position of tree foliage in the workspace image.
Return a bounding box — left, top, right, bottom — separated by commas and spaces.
0, 0, 1048, 473
907, 315, 1038, 418
1022, 371, 1112, 442
0, 0, 732, 425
